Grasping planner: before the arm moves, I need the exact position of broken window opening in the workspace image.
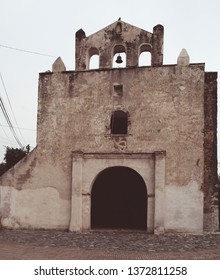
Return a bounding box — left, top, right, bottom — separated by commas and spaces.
111, 110, 128, 135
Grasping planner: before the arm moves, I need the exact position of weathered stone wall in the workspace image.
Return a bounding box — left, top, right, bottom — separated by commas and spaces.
37, 64, 205, 187
0, 62, 215, 233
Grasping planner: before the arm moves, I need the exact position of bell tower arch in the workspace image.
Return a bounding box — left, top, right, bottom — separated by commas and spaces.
75, 20, 164, 70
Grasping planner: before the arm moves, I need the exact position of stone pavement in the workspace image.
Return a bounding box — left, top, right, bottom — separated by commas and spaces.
0, 229, 220, 260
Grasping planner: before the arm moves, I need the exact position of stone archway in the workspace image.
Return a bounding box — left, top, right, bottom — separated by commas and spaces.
91, 166, 147, 230
70, 151, 166, 233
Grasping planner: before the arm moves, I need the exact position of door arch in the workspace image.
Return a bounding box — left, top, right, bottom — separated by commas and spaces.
91, 166, 147, 230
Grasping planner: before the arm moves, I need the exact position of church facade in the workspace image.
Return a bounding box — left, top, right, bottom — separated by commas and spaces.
0, 20, 218, 233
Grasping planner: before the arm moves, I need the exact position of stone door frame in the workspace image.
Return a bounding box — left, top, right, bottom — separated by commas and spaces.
69, 151, 166, 233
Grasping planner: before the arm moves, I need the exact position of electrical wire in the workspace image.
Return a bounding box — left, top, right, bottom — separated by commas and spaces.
0, 44, 56, 57
0, 124, 35, 131
0, 95, 23, 148
0, 44, 54, 150
0, 72, 26, 143
0, 122, 14, 146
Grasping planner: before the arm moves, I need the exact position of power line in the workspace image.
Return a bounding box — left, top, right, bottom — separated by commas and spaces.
0, 124, 35, 131
0, 72, 26, 143
0, 122, 14, 146
0, 44, 56, 58
0, 95, 23, 148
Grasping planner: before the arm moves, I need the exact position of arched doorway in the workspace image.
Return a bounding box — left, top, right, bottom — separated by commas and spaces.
91, 166, 147, 230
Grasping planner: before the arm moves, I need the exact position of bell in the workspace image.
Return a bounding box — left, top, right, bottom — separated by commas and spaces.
115, 54, 123, 64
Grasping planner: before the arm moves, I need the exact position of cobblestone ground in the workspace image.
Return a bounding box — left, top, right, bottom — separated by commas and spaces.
0, 229, 220, 260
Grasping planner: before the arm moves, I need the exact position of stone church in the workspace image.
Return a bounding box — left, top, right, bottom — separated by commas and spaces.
0, 20, 218, 233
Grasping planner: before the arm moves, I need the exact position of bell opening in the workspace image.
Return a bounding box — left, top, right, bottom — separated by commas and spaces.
113, 52, 126, 68
116, 54, 123, 64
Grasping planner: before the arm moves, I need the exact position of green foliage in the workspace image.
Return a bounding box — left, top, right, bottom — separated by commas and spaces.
0, 145, 30, 176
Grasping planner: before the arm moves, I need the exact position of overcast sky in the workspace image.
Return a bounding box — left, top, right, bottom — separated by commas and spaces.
0, 0, 220, 163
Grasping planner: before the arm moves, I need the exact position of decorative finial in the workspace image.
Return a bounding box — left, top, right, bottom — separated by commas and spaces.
52, 57, 66, 72
118, 17, 121, 21
177, 48, 190, 66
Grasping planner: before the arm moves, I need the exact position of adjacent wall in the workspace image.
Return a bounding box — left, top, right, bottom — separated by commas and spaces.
204, 72, 218, 231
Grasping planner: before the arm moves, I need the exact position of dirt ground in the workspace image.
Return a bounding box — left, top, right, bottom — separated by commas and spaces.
1, 240, 220, 260
0, 228, 220, 260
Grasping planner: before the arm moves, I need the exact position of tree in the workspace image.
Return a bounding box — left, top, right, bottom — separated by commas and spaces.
0, 145, 30, 176
0, 162, 6, 176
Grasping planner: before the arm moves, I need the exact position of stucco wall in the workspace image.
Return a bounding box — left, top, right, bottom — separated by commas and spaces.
0, 149, 71, 229
0, 186, 69, 229
165, 183, 203, 233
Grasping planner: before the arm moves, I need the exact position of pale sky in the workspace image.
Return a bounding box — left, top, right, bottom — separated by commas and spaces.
0, 0, 220, 163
